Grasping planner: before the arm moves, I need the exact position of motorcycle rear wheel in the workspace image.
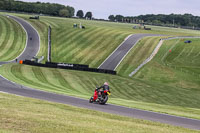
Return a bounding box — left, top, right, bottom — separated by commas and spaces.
89, 97, 93, 103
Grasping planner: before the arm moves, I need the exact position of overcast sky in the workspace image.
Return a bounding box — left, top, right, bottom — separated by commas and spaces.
21, 0, 200, 19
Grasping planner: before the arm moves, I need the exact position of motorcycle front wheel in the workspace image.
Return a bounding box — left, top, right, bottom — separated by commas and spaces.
99, 95, 108, 105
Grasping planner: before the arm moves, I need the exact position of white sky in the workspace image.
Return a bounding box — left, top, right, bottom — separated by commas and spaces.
20, 0, 200, 19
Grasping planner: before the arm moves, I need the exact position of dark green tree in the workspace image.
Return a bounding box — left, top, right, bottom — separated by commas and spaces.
85, 11, 92, 19
59, 9, 69, 17
76, 10, 84, 18
66, 6, 75, 17
108, 15, 115, 21
115, 15, 124, 22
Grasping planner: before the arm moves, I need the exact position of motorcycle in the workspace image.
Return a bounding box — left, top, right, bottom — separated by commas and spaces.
89, 87, 111, 105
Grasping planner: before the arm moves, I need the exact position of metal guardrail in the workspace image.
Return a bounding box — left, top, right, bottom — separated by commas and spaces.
47, 26, 51, 62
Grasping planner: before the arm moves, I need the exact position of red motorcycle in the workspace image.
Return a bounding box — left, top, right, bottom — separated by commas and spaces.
89, 87, 111, 105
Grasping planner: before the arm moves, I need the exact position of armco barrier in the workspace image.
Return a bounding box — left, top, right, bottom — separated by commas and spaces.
22, 60, 116, 75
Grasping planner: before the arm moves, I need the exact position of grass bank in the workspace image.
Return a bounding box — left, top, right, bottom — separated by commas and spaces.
0, 92, 199, 133
0, 14, 26, 61
134, 38, 200, 90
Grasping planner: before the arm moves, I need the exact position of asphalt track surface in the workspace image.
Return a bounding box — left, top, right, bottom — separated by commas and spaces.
0, 16, 200, 130
98, 34, 163, 70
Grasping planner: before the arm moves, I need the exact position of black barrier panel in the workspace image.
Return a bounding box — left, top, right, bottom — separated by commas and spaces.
45, 62, 57, 68
46, 62, 89, 68
97, 68, 117, 75
23, 60, 46, 67
23, 60, 116, 75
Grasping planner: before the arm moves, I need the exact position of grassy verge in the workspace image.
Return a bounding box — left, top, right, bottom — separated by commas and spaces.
117, 36, 165, 76
0, 64, 200, 120
0, 15, 26, 61
134, 38, 200, 89
0, 92, 199, 133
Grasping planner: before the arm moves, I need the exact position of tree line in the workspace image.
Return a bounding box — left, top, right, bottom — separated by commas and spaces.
76, 10, 93, 20
108, 14, 200, 28
0, 0, 75, 17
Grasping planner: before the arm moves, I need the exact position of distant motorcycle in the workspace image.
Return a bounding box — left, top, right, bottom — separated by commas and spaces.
89, 86, 111, 105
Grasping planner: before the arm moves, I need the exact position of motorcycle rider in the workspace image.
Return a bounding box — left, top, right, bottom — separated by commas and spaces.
97, 82, 110, 91
96, 82, 110, 101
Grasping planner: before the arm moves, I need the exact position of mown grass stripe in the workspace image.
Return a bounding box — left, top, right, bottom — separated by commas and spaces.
70, 28, 112, 64
72, 28, 122, 66
0, 17, 12, 57
57, 27, 101, 52
21, 65, 66, 93
3, 18, 20, 60
37, 67, 65, 89
52, 27, 80, 43
0, 16, 10, 50
53, 28, 76, 47
57, 28, 105, 62
0, 16, 7, 47
31, 67, 66, 93
76, 29, 119, 64
10, 65, 52, 90
51, 69, 74, 93
62, 72, 86, 94
72, 75, 93, 94
53, 29, 84, 51
0, 16, 4, 39
0, 15, 26, 61
54, 28, 93, 54
41, 18, 60, 28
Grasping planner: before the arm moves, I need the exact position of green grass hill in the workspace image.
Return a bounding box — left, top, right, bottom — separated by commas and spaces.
134, 38, 200, 90
0, 14, 26, 61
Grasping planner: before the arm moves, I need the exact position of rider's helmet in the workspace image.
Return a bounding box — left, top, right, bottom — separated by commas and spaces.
104, 82, 109, 86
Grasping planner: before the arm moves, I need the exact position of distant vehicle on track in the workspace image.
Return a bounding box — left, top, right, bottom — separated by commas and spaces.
29, 16, 39, 19
184, 40, 192, 43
